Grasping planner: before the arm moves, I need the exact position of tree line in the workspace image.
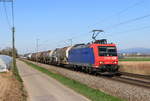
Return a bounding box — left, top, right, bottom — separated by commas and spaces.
0, 47, 18, 57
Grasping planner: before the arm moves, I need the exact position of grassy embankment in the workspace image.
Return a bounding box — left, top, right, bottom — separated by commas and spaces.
23, 60, 124, 101
12, 64, 27, 101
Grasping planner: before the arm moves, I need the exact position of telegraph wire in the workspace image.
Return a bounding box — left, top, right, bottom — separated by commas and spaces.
3, 1, 11, 29
0, 0, 16, 67
11, 0, 14, 27
0, 3, 3, 21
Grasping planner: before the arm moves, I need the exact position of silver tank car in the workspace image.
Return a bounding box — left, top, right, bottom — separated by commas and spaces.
53, 46, 73, 65
40, 50, 51, 64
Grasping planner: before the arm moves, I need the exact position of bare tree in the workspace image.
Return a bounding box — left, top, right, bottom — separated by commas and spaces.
0, 47, 18, 57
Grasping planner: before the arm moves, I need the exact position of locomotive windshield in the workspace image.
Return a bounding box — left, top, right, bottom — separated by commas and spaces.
98, 46, 117, 56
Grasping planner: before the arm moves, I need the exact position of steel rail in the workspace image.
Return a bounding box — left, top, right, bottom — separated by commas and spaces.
109, 76, 150, 89
119, 72, 150, 80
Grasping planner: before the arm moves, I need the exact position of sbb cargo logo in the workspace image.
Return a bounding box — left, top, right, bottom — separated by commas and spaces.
104, 57, 117, 60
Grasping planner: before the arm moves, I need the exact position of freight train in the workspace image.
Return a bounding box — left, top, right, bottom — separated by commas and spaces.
25, 39, 119, 74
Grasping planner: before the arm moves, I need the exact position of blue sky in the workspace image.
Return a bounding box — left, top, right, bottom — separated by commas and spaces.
0, 0, 150, 54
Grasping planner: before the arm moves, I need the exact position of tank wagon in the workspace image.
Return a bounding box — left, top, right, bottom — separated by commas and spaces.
24, 53, 32, 60
37, 52, 43, 62
40, 50, 51, 64
51, 46, 73, 65
31, 53, 37, 61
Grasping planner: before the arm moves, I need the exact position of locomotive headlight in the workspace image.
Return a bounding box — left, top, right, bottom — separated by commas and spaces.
100, 61, 104, 64
113, 61, 117, 64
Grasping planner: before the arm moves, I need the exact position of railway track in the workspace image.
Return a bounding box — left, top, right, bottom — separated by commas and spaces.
119, 72, 150, 80
68, 68, 150, 89
110, 76, 150, 89
59, 65, 150, 89
106, 72, 150, 89
25, 60, 150, 89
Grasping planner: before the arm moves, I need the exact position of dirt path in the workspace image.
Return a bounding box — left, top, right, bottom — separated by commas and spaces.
17, 60, 90, 101
0, 72, 25, 101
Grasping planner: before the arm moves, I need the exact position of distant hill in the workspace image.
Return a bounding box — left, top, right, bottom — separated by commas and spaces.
119, 48, 150, 54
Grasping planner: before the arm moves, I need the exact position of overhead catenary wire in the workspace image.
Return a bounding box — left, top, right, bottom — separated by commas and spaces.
58, 13, 150, 47
117, 0, 145, 15
75, 14, 150, 38
88, 0, 146, 28
55, 0, 147, 47
20, 0, 149, 53
104, 14, 150, 30
106, 25, 150, 36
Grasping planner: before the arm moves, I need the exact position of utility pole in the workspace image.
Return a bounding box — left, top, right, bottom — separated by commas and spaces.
36, 38, 39, 63
12, 0, 16, 68
68, 39, 72, 46
0, 0, 16, 68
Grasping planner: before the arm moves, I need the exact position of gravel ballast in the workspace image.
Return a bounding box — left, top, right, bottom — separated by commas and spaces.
27, 61, 150, 101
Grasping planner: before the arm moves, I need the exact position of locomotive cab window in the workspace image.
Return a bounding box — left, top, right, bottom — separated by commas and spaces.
98, 46, 117, 56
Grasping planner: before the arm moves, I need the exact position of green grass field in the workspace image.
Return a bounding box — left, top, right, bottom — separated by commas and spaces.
23, 60, 124, 101
119, 58, 150, 61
